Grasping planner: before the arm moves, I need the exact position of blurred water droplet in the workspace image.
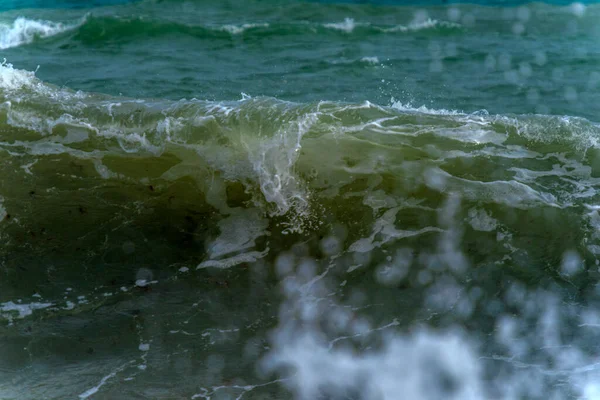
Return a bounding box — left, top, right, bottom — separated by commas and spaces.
428, 42, 442, 58
570, 2, 586, 17
526, 88, 540, 104
552, 68, 564, 82
564, 86, 578, 102
498, 53, 511, 71
504, 70, 519, 84
275, 252, 294, 278
445, 42, 457, 58
519, 62, 532, 78
447, 7, 461, 22
534, 51, 547, 66
484, 54, 496, 71
561, 250, 582, 276
461, 13, 475, 27
516, 6, 531, 22
512, 22, 525, 35
429, 60, 443, 73
414, 10, 429, 24
122, 241, 135, 254
588, 71, 600, 88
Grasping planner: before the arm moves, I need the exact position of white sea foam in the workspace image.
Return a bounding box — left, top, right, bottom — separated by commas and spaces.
248, 112, 318, 219
1, 300, 52, 323
0, 61, 38, 91
360, 56, 380, 65
220, 23, 269, 35
206, 208, 268, 259
323, 18, 357, 33
0, 17, 82, 50
382, 18, 461, 33
391, 100, 462, 116
467, 208, 498, 232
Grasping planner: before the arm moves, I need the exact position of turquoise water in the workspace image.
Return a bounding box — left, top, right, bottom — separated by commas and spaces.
2, 1, 600, 399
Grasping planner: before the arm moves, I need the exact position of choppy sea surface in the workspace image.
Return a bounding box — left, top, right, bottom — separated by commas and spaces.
2, 0, 600, 399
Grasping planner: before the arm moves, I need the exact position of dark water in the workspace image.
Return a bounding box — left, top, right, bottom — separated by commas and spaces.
2, 1, 600, 399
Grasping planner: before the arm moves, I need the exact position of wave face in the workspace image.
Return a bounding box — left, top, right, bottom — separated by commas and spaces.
2, 1, 600, 399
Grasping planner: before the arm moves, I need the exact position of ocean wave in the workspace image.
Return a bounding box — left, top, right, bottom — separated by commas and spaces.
0, 13, 465, 48
381, 18, 462, 33
219, 22, 269, 35
322, 17, 461, 34
1, 63, 599, 229
323, 17, 360, 33
0, 16, 83, 49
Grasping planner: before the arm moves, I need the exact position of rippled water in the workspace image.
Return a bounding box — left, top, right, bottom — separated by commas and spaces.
2, 1, 600, 399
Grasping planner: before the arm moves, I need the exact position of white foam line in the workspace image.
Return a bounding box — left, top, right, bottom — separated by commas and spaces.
220, 23, 269, 35
78, 360, 135, 399
191, 378, 287, 400
197, 248, 269, 269
328, 318, 400, 350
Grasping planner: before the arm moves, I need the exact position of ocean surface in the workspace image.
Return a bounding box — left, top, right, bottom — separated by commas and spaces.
1, 0, 600, 399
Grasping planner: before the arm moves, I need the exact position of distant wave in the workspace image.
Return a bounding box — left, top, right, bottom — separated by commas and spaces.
380, 18, 462, 33
323, 17, 461, 34
219, 23, 269, 35
0, 14, 464, 49
0, 17, 83, 50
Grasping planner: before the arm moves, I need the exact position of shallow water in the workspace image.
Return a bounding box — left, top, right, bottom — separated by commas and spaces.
2, 1, 600, 399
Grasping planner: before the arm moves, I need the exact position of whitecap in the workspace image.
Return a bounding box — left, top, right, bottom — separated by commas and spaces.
220, 23, 269, 35
323, 18, 357, 33
0, 16, 83, 50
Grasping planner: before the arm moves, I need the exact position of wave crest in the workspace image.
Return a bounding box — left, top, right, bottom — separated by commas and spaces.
0, 16, 83, 50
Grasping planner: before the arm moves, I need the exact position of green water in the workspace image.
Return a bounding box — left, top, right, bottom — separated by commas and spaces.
2, 1, 600, 399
